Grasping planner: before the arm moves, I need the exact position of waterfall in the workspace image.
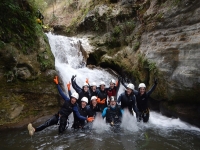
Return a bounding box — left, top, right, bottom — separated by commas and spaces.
46, 33, 200, 132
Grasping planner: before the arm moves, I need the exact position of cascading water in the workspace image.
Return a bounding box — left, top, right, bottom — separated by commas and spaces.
0, 33, 200, 150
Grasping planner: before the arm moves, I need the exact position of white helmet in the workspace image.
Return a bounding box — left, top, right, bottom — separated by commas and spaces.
99, 81, 105, 86
91, 96, 97, 101
110, 96, 116, 101
138, 83, 146, 88
81, 97, 88, 103
83, 82, 89, 87
71, 92, 79, 99
90, 82, 97, 87
127, 83, 135, 90
110, 79, 116, 84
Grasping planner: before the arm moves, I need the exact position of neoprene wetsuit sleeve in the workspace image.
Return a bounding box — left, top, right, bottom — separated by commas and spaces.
68, 90, 72, 97
57, 85, 70, 101
102, 107, 108, 118
71, 79, 82, 93
73, 106, 87, 120
121, 79, 128, 89
147, 83, 157, 96
74, 80, 82, 91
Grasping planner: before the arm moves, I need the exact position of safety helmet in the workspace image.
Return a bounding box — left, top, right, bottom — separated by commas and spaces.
83, 82, 89, 87
71, 92, 79, 99
99, 81, 105, 86
110, 96, 116, 102
110, 79, 116, 84
91, 96, 97, 101
81, 97, 88, 103
138, 83, 146, 88
127, 83, 135, 90
90, 82, 97, 87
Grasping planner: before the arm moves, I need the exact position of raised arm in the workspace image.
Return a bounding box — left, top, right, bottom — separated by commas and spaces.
71, 75, 82, 93
147, 79, 158, 96
115, 76, 121, 96
54, 76, 70, 102
57, 84, 70, 102
117, 93, 122, 104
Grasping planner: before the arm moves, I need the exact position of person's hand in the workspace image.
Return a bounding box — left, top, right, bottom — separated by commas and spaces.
71, 75, 76, 81
154, 78, 158, 85
97, 98, 101, 104
54, 76, 58, 84
97, 98, 105, 104
87, 117, 94, 122
66, 82, 71, 91
86, 78, 89, 84
115, 80, 118, 86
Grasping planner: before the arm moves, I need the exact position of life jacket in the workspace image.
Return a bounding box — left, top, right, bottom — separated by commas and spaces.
73, 106, 88, 129
59, 100, 74, 117
106, 105, 122, 124
107, 87, 117, 98
120, 92, 136, 111
136, 93, 148, 112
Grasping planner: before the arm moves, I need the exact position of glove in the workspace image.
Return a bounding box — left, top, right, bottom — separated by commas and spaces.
97, 98, 106, 104
54, 76, 58, 84
86, 78, 89, 84
66, 82, 71, 91
71, 75, 76, 81
154, 78, 158, 85
87, 117, 94, 122
115, 80, 118, 86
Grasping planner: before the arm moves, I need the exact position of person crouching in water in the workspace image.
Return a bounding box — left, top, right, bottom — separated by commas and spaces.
117, 83, 138, 116
27, 76, 93, 135
87, 96, 100, 118
102, 96, 123, 126
72, 97, 94, 129
135, 79, 157, 122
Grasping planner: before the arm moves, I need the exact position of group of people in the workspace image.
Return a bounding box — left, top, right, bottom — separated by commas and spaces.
27, 75, 157, 135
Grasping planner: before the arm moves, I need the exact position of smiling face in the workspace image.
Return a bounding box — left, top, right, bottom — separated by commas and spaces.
110, 100, 116, 108
81, 101, 87, 108
126, 88, 132, 95
139, 87, 146, 95
70, 97, 76, 104
100, 85, 105, 91
83, 86, 89, 92
92, 86, 96, 92
109, 83, 115, 89
91, 99, 97, 107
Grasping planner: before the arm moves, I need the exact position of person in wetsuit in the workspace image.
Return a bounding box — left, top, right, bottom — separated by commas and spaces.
97, 81, 108, 112
135, 79, 157, 122
27, 76, 93, 135
87, 96, 101, 118
71, 75, 91, 106
102, 96, 123, 126
72, 97, 94, 129
117, 83, 138, 116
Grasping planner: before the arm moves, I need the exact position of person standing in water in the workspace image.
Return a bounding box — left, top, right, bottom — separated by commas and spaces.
87, 96, 101, 118
117, 83, 138, 116
135, 78, 158, 122
27, 76, 93, 135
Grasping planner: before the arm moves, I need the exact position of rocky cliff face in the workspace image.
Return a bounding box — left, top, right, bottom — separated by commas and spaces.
0, 0, 57, 127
